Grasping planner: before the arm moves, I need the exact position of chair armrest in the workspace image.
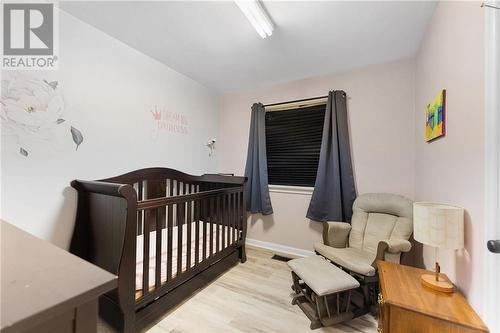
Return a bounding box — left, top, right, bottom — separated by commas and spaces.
371, 239, 412, 269
372, 239, 411, 269
322, 221, 351, 248
380, 239, 412, 253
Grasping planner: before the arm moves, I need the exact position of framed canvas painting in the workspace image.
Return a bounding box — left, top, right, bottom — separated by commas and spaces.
425, 89, 446, 142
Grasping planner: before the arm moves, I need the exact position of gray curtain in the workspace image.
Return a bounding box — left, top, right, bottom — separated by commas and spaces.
306, 91, 356, 222
244, 103, 273, 215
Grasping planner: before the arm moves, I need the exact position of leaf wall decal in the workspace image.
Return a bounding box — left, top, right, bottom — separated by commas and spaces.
43, 80, 58, 89
71, 126, 84, 150
20, 147, 28, 157
56, 118, 65, 124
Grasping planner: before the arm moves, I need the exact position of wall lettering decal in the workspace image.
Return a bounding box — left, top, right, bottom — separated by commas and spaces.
150, 105, 189, 138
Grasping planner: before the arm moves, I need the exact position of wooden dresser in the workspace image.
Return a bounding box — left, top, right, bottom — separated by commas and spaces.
378, 261, 488, 333
1, 221, 117, 333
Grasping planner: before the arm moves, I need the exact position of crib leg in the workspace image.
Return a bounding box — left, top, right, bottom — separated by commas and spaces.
239, 244, 247, 263
112, 306, 134, 333
121, 311, 134, 333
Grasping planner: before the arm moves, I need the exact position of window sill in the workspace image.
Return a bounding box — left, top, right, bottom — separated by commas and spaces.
268, 184, 314, 195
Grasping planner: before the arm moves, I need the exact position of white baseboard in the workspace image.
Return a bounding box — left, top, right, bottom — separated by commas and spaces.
246, 238, 315, 258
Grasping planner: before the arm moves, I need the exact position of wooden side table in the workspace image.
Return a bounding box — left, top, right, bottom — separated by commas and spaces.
1, 221, 117, 333
377, 261, 488, 333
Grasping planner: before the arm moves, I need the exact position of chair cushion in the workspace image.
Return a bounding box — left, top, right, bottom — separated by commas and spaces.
362, 213, 398, 254
288, 256, 359, 296
314, 242, 376, 276
348, 193, 413, 254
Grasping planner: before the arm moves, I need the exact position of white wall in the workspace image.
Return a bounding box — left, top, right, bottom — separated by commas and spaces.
414, 1, 485, 314
218, 59, 415, 251
0, 9, 219, 248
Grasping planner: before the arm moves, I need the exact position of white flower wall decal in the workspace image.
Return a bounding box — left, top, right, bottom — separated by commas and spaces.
0, 74, 84, 156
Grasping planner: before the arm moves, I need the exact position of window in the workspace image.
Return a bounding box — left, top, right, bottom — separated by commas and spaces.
265, 104, 326, 187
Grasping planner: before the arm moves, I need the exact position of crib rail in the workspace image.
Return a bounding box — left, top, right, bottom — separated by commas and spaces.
137, 187, 241, 209
105, 168, 245, 236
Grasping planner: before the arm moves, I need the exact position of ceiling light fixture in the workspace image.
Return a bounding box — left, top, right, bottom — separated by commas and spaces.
234, 0, 274, 39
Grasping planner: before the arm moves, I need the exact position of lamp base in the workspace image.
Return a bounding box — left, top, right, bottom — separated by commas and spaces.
421, 273, 454, 293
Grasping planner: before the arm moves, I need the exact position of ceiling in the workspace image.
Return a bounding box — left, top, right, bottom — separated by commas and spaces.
59, 1, 436, 93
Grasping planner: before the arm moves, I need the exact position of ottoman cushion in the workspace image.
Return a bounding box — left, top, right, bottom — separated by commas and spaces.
288, 255, 360, 296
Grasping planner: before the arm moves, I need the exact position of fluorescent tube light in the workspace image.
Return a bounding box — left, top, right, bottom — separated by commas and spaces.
234, 0, 274, 39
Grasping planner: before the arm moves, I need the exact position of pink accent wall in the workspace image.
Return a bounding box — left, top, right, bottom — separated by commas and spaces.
218, 59, 416, 252
414, 1, 484, 313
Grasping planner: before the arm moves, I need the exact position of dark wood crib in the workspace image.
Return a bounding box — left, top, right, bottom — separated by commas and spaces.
69, 168, 247, 333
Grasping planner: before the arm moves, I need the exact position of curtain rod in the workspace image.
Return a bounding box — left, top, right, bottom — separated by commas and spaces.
264, 95, 329, 112
263, 95, 328, 108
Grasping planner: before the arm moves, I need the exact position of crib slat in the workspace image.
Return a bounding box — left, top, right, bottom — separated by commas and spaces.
228, 193, 232, 245
209, 196, 214, 257
191, 185, 195, 219
202, 199, 208, 260
216, 195, 220, 253
227, 194, 231, 246
230, 192, 234, 245
183, 183, 191, 264
237, 191, 241, 242
146, 179, 166, 231
155, 208, 162, 289
186, 200, 192, 269
138, 181, 143, 235
194, 199, 200, 265
142, 211, 150, 295
233, 192, 237, 243
177, 202, 185, 276
234, 193, 240, 243
237, 192, 244, 240
235, 192, 238, 244
167, 203, 173, 282
222, 194, 227, 250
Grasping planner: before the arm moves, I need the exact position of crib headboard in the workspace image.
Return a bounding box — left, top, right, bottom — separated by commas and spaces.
70, 180, 137, 275
99, 167, 245, 191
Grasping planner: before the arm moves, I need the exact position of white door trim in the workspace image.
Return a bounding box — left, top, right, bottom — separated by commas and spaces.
484, 2, 500, 331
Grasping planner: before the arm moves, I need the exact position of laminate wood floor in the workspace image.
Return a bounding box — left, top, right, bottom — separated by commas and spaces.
98, 246, 377, 333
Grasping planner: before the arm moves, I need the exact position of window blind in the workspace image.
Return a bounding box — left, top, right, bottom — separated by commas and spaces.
265, 104, 326, 187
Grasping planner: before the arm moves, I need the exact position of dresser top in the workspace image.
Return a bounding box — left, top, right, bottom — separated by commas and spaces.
0, 221, 117, 333
378, 261, 488, 332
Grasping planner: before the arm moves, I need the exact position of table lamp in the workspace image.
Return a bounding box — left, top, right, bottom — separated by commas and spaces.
413, 202, 464, 293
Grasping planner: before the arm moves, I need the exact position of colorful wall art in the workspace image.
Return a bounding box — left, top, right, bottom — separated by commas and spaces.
425, 89, 446, 142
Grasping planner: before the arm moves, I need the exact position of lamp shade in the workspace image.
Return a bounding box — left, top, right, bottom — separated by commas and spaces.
413, 202, 464, 250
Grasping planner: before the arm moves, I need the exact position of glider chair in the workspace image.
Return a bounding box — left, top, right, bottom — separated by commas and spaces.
314, 193, 413, 315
